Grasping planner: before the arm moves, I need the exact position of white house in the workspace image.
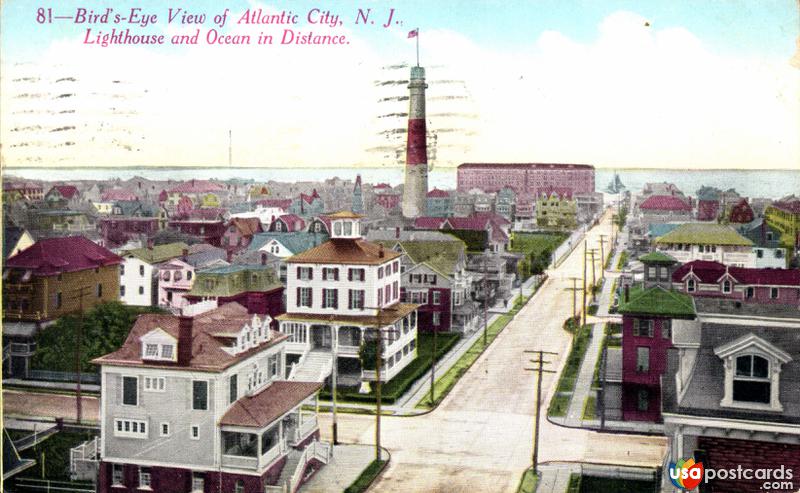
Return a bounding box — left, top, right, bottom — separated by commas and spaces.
119, 243, 188, 306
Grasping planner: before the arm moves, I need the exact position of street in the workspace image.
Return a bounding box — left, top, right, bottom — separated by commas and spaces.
317, 210, 666, 492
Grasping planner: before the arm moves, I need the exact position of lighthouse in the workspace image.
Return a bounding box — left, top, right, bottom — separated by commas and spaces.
401, 65, 429, 218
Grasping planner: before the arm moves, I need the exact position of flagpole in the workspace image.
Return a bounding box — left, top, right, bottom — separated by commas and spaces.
416, 29, 420, 66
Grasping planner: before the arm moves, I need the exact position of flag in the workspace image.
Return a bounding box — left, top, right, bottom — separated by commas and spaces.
408, 29, 418, 38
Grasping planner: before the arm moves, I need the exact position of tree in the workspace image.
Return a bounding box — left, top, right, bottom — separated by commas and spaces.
359, 338, 379, 371
33, 302, 165, 373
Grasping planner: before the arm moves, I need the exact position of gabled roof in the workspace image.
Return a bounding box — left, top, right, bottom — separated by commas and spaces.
220, 381, 321, 428
286, 238, 401, 265
538, 187, 573, 200
672, 260, 800, 286
426, 188, 450, 198
714, 333, 792, 363
123, 242, 189, 264
6, 236, 122, 275
618, 286, 696, 318
640, 195, 691, 212
275, 214, 306, 232
227, 217, 263, 237
376, 239, 465, 276
655, 223, 752, 246
188, 265, 282, 297
101, 188, 138, 201
770, 199, 800, 215
255, 198, 292, 209
248, 232, 329, 255
300, 189, 321, 204
94, 303, 287, 372
167, 180, 225, 194
3, 226, 27, 259
47, 185, 79, 199
413, 217, 446, 229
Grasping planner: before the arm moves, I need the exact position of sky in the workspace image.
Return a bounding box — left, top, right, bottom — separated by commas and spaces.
1, 0, 798, 169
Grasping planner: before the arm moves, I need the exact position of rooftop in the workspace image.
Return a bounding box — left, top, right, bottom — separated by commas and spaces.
638, 251, 678, 265
377, 239, 465, 276
618, 285, 696, 318
673, 260, 800, 286
123, 242, 189, 264
286, 238, 400, 265
458, 162, 594, 170
655, 223, 753, 246
5, 236, 122, 275
220, 381, 321, 428
639, 195, 692, 212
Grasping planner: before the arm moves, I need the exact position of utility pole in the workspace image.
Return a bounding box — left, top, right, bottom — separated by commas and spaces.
598, 234, 607, 279
524, 350, 557, 475
599, 345, 607, 430
588, 248, 598, 302
565, 277, 581, 322
582, 241, 588, 328
70, 285, 92, 425
429, 323, 437, 406
375, 325, 382, 462
329, 315, 338, 445
483, 249, 489, 347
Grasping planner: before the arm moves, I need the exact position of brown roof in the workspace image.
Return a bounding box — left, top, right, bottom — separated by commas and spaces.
93, 303, 288, 372
220, 381, 321, 428
277, 303, 417, 326
286, 238, 401, 265
326, 211, 364, 219
229, 217, 263, 236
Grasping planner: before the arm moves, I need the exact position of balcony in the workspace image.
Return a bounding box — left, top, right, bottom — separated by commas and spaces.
3, 310, 45, 322
9, 342, 36, 356
221, 454, 259, 471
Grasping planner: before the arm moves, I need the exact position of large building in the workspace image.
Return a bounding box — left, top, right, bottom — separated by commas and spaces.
276, 212, 419, 385
456, 163, 595, 196
93, 303, 329, 493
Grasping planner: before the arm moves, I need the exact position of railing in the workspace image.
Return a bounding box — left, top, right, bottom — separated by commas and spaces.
264, 485, 287, 493
222, 454, 259, 470
4, 283, 34, 291
10, 342, 37, 355
260, 438, 287, 469
70, 437, 100, 480
287, 440, 332, 493
289, 447, 310, 493
309, 440, 332, 464
13, 478, 95, 493
337, 344, 360, 356
3, 309, 44, 321
28, 370, 100, 384
292, 417, 318, 445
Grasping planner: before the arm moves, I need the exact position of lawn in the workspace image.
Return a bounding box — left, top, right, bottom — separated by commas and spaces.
343, 459, 388, 493
319, 332, 461, 405
582, 394, 597, 420
616, 251, 629, 271
516, 468, 538, 493
510, 233, 568, 275
548, 321, 592, 417
567, 473, 582, 493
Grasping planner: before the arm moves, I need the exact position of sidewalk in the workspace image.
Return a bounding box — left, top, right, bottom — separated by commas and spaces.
564, 323, 602, 426
299, 444, 375, 493
537, 464, 581, 493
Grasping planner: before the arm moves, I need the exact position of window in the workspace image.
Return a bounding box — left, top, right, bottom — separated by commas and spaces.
120, 285, 126, 297
322, 289, 338, 309
349, 289, 365, 310
662, 320, 671, 339
229, 375, 238, 404
55, 292, 62, 308
112, 464, 124, 485
268, 354, 279, 378
377, 266, 384, 279
138, 286, 144, 295
322, 268, 339, 281
770, 287, 779, 299
333, 222, 342, 235
162, 271, 171, 281
393, 261, 399, 273
746, 287, 755, 299
297, 287, 312, 308
647, 267, 656, 279
348, 268, 365, 281
633, 319, 653, 337
756, 249, 764, 259
120, 264, 125, 276
432, 291, 441, 305
192, 473, 205, 493
145, 344, 158, 358
384, 285, 391, 304
190, 425, 200, 440
636, 347, 650, 373
734, 355, 770, 404
160, 422, 170, 437
297, 267, 313, 280
410, 291, 428, 304
393, 281, 398, 301
234, 480, 244, 493
122, 376, 138, 406
192, 381, 208, 410
161, 345, 173, 359
377, 288, 383, 306
96, 283, 103, 298
687, 279, 696, 293
143, 376, 165, 392
138, 468, 151, 489
722, 280, 732, 294
433, 312, 441, 326
113, 418, 147, 438
139, 265, 145, 277
187, 271, 193, 280
637, 389, 649, 411
659, 267, 669, 280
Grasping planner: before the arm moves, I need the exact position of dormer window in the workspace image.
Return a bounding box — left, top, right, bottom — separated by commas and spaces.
161, 345, 174, 359
145, 344, 159, 358
722, 280, 732, 294
140, 328, 178, 362
687, 279, 696, 293
715, 333, 791, 412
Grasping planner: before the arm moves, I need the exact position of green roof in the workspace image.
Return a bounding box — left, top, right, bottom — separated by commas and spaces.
654, 223, 753, 246
618, 286, 696, 318
124, 242, 188, 264
188, 265, 282, 297
638, 251, 678, 265
377, 240, 465, 276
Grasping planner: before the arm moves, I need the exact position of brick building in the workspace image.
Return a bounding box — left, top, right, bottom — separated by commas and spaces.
456, 163, 595, 196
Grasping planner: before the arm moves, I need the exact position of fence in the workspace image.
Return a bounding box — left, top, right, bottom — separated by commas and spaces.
28, 370, 100, 384
13, 478, 95, 493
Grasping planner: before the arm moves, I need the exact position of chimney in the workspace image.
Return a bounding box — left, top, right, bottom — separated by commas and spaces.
261, 252, 267, 265
226, 249, 233, 263
147, 238, 154, 250
177, 315, 193, 366
395, 226, 400, 239
182, 248, 189, 261
378, 244, 385, 258
624, 285, 630, 303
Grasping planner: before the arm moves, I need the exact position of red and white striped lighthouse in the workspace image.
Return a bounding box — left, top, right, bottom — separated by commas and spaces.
402, 65, 429, 218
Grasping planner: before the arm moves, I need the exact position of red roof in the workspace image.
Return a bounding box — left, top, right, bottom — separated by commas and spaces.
49, 185, 79, 199
413, 217, 446, 229
772, 199, 800, 215
220, 381, 321, 428
640, 195, 692, 212
276, 214, 306, 232
373, 183, 392, 190
300, 189, 321, 204
101, 189, 138, 202
474, 212, 511, 226
427, 188, 449, 198
673, 260, 800, 286
167, 180, 225, 194
256, 198, 292, 209
94, 303, 288, 372
6, 236, 122, 275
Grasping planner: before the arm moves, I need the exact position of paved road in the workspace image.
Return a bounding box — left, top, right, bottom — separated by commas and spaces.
317, 210, 666, 492
3, 389, 99, 423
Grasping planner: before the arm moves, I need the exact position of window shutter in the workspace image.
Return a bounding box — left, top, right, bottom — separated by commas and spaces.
309, 289, 313, 307
309, 268, 313, 280
348, 269, 353, 281
296, 287, 301, 306
322, 269, 327, 281
296, 267, 301, 279
334, 290, 338, 309
334, 269, 339, 281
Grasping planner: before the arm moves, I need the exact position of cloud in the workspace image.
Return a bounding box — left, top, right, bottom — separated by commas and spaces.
1, 8, 798, 169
